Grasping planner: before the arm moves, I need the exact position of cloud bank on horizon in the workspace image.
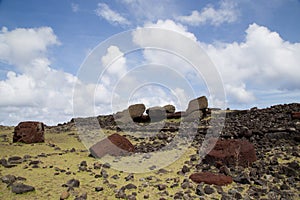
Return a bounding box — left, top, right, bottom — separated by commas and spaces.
0, 0, 300, 125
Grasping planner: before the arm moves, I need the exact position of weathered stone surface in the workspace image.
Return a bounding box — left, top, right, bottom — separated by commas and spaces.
184, 110, 204, 122
190, 172, 233, 186
203, 138, 257, 167
295, 122, 300, 130
163, 105, 175, 113
0, 159, 17, 168
128, 104, 146, 119
60, 191, 70, 200
186, 96, 208, 114
89, 133, 135, 158
13, 121, 44, 144
167, 112, 184, 119
114, 104, 146, 123
1, 174, 16, 185
114, 110, 132, 124
65, 178, 80, 188
11, 183, 35, 194
146, 106, 166, 122
291, 112, 300, 119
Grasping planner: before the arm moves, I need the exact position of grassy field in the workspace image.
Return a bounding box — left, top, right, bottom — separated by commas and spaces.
1, 123, 299, 200
0, 126, 203, 199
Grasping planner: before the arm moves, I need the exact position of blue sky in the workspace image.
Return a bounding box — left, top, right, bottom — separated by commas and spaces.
0, 0, 300, 125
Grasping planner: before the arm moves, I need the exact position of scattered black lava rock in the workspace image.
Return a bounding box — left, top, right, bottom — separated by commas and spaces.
11, 183, 35, 194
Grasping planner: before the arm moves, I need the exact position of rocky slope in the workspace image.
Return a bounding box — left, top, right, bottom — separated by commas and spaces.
0, 103, 299, 199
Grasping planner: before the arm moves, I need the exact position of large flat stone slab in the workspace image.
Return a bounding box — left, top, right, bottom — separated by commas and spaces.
203, 138, 257, 167
89, 133, 135, 158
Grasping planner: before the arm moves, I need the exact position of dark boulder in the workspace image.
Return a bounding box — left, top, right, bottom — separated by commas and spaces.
146, 106, 166, 122
65, 178, 80, 188
114, 104, 146, 123
128, 104, 146, 119
1, 174, 16, 185
11, 183, 35, 194
186, 96, 208, 114
163, 105, 175, 113
13, 121, 44, 144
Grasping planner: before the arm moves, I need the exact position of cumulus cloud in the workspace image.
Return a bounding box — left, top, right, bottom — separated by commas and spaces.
2, 21, 299, 125
0, 27, 75, 125
0, 26, 60, 68
101, 46, 127, 79
132, 20, 221, 108
95, 3, 130, 26
203, 23, 300, 105
133, 20, 300, 107
73, 45, 130, 117
177, 0, 238, 26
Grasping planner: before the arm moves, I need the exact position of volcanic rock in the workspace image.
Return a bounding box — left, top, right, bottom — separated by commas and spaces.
125, 183, 137, 190
129, 104, 146, 119
114, 104, 146, 123
60, 191, 70, 200
95, 186, 104, 192
203, 138, 257, 167
163, 105, 175, 113
186, 96, 208, 114
11, 183, 35, 194
167, 111, 184, 119
8, 156, 23, 164
146, 106, 166, 122
89, 133, 135, 158
157, 184, 167, 191
13, 121, 44, 144
190, 172, 233, 186
1, 174, 16, 185
291, 112, 300, 119
204, 185, 215, 194
65, 178, 80, 188
114, 110, 132, 124
184, 110, 204, 122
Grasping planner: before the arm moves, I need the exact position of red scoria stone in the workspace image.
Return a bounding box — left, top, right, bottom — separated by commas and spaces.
203, 138, 257, 167
89, 133, 135, 158
190, 172, 233, 186
291, 112, 300, 119
13, 121, 44, 144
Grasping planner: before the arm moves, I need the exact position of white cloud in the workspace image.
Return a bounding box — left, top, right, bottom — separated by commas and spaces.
133, 20, 300, 108
101, 46, 127, 79
0, 27, 77, 125
2, 21, 299, 125
71, 3, 79, 12
120, 0, 172, 23
73, 45, 130, 117
132, 20, 213, 102
95, 3, 130, 26
203, 23, 300, 105
142, 19, 197, 41
0, 26, 60, 69
225, 84, 255, 103
177, 0, 238, 26
0, 27, 133, 125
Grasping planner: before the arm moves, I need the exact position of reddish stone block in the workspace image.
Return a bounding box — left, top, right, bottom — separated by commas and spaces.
190, 172, 233, 186
89, 133, 135, 158
13, 121, 44, 144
